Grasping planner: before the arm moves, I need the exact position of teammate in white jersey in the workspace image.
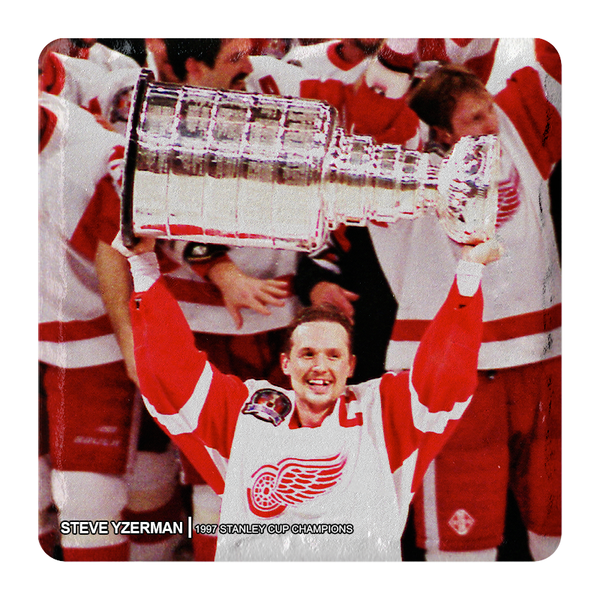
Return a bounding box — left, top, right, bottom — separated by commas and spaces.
39, 50, 140, 136
39, 91, 137, 560
114, 233, 501, 560
39, 44, 188, 560
370, 56, 561, 561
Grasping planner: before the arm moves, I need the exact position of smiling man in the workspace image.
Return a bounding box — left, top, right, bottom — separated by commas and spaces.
280, 305, 356, 428
117, 234, 501, 560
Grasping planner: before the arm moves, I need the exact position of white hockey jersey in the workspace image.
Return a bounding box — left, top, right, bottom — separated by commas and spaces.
40, 51, 140, 136
130, 258, 484, 560
370, 51, 561, 371
38, 92, 125, 368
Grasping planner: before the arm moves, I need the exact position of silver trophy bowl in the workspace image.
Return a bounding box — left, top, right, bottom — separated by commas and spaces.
122, 70, 499, 251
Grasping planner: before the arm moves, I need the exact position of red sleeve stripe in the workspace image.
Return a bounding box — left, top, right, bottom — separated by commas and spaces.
108, 146, 125, 187
163, 276, 224, 306
391, 303, 561, 343
39, 314, 113, 342
69, 174, 121, 261
39, 107, 58, 153
462, 39, 498, 84
163, 273, 295, 307
494, 66, 561, 179
109, 147, 125, 161
258, 74, 281, 96
535, 39, 561, 84
141, 361, 213, 436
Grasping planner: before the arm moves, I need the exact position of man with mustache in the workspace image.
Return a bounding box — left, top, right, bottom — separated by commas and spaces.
162, 39, 253, 91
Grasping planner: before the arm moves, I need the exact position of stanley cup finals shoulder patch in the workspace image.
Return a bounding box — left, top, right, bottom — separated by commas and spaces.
242, 388, 293, 426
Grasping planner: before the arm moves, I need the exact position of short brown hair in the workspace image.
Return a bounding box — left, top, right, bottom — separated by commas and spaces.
282, 304, 354, 355
408, 64, 487, 133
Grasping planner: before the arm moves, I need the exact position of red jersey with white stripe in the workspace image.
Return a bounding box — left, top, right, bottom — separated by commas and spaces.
38, 92, 125, 368
130, 266, 483, 560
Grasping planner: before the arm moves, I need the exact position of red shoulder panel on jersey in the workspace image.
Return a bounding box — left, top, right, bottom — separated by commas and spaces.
495, 66, 561, 180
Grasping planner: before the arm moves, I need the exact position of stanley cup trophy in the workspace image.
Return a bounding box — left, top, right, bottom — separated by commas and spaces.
121, 70, 500, 251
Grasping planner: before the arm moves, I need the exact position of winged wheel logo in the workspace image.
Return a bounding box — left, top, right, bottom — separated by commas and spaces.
247, 453, 347, 518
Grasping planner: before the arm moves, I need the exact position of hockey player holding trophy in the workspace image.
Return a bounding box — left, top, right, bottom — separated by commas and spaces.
114, 71, 503, 560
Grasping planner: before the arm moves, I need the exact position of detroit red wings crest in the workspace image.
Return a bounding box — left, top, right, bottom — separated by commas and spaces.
496, 165, 521, 227
247, 453, 347, 518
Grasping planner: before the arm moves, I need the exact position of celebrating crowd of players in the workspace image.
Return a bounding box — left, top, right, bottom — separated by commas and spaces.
38, 37, 561, 561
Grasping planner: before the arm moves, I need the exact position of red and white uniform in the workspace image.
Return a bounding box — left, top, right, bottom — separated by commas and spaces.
372, 117, 560, 370
369, 41, 561, 551
247, 55, 420, 148
487, 38, 561, 106
158, 245, 300, 337
39, 92, 125, 368
417, 38, 499, 84
84, 42, 141, 71
39, 92, 135, 474
129, 252, 483, 560
372, 38, 561, 372
40, 51, 140, 136
281, 39, 370, 83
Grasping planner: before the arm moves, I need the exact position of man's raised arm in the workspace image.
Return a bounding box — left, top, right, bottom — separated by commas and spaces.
112, 235, 248, 493
410, 238, 503, 420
